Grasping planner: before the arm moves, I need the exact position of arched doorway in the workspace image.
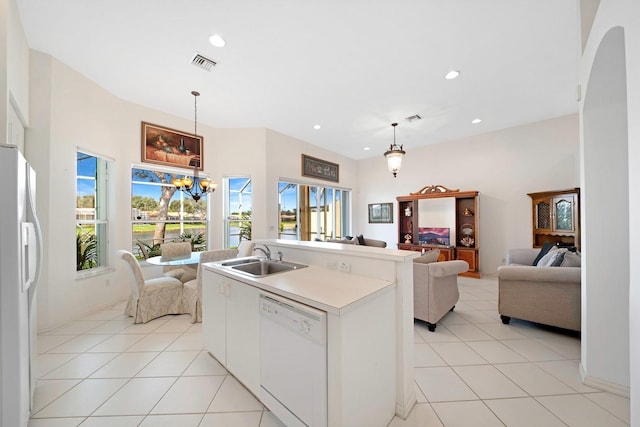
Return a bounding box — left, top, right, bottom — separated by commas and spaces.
582, 26, 630, 390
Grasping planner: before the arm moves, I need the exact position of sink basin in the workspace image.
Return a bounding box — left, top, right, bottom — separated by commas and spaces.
219, 257, 261, 267
230, 260, 307, 277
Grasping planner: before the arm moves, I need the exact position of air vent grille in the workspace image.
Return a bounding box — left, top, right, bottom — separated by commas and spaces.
191, 53, 217, 71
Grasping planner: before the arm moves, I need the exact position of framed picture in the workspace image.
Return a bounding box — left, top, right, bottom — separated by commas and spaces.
141, 122, 203, 170
301, 154, 339, 182
368, 202, 393, 224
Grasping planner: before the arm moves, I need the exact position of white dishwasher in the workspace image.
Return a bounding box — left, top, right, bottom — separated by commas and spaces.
259, 292, 327, 427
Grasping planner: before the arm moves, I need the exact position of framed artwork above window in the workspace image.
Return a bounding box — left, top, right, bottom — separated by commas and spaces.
301, 154, 339, 183
141, 122, 203, 170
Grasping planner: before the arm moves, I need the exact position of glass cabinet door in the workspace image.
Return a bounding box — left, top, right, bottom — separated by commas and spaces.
554, 197, 574, 231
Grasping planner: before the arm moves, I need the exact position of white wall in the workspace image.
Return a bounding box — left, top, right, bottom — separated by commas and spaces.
210, 127, 267, 245
6, 0, 28, 125
581, 25, 629, 393
356, 114, 580, 275
1, 0, 30, 144
264, 129, 359, 239
579, 0, 639, 414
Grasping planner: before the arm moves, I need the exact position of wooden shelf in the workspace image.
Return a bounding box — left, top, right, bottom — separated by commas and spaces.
397, 185, 480, 276
528, 188, 580, 249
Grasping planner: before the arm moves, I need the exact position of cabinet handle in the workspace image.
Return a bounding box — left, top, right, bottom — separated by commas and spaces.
219, 283, 230, 297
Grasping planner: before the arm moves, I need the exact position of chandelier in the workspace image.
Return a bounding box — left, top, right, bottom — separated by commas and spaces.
172, 90, 217, 201
384, 122, 406, 177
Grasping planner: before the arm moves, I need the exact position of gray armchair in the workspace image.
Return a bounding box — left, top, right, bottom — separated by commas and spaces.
413, 250, 469, 331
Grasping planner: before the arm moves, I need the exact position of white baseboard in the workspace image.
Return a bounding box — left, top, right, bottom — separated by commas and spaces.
579, 362, 630, 398
395, 393, 417, 420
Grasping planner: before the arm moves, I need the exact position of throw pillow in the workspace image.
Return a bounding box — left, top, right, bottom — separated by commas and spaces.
561, 251, 582, 267
536, 246, 559, 266
532, 242, 556, 266
414, 249, 440, 264
549, 249, 567, 267
356, 234, 365, 245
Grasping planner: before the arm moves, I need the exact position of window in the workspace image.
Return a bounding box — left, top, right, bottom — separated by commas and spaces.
76, 151, 111, 271
131, 166, 208, 259
278, 181, 351, 241
224, 177, 252, 248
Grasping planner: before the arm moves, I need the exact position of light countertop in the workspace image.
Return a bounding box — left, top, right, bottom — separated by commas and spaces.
204, 262, 394, 315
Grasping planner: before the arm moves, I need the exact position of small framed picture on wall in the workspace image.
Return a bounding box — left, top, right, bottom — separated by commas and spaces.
368, 202, 393, 224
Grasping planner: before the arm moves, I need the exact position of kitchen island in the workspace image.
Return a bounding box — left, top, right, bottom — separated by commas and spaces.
203, 254, 397, 427
202, 239, 419, 426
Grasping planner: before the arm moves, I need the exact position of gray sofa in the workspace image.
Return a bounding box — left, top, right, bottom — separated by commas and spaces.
326, 236, 387, 248
497, 248, 581, 331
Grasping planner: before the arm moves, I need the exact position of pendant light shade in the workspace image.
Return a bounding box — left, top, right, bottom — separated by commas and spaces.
384, 123, 405, 178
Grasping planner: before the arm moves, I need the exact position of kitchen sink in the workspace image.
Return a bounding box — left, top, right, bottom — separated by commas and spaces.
230, 260, 307, 277
219, 257, 261, 267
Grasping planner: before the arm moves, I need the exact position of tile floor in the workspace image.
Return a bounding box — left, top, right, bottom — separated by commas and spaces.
29, 277, 629, 426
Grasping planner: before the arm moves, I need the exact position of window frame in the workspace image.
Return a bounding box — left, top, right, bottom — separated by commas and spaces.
278, 179, 352, 241
223, 176, 252, 249
76, 149, 112, 276
130, 163, 210, 259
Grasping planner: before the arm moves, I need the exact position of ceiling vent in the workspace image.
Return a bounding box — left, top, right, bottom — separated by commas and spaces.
405, 114, 422, 123
191, 53, 217, 71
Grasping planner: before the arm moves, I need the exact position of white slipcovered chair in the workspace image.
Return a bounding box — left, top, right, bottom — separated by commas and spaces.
413, 249, 469, 331
119, 250, 184, 324
160, 241, 197, 283
183, 248, 239, 323
237, 240, 255, 257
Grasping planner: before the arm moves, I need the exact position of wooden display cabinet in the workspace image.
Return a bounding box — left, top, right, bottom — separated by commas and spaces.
528, 188, 580, 249
397, 185, 480, 277
397, 243, 454, 262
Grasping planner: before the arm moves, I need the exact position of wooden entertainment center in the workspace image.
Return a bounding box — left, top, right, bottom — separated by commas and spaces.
397, 185, 480, 278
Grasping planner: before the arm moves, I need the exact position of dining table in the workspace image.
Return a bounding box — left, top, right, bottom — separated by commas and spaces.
146, 252, 201, 266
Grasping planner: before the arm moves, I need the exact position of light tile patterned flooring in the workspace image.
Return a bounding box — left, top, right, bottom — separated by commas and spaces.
30, 277, 629, 426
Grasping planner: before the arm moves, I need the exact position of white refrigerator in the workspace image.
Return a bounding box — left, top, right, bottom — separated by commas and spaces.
0, 145, 43, 427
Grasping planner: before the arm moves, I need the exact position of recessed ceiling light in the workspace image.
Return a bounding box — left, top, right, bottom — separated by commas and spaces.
313, 124, 321, 130
363, 147, 370, 151
471, 118, 482, 124
209, 34, 226, 47
444, 70, 460, 80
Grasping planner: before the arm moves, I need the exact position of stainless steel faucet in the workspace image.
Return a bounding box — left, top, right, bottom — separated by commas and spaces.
253, 244, 271, 260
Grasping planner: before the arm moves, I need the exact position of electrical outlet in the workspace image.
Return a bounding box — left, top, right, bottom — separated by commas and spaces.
337, 261, 351, 273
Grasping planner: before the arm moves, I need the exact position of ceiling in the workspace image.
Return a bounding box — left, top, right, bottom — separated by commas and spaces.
16, 0, 579, 160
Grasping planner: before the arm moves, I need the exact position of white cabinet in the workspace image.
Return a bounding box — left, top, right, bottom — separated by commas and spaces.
202, 265, 397, 427
202, 269, 260, 391
202, 270, 226, 363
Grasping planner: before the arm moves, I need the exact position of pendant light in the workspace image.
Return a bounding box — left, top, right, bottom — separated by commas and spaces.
172, 90, 217, 201
384, 122, 405, 177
